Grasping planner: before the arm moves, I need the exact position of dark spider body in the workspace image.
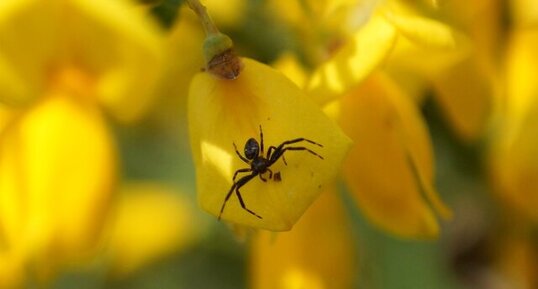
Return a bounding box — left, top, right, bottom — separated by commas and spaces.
218, 125, 324, 220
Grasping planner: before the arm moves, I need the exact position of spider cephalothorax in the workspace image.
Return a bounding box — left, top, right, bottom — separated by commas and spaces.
218, 125, 324, 220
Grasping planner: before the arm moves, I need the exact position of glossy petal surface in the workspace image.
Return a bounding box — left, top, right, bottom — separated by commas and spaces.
188, 58, 351, 231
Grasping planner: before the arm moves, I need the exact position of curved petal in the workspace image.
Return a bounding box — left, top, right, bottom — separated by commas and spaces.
337, 73, 450, 239
188, 58, 352, 231
432, 57, 493, 142
488, 29, 538, 222
384, 11, 460, 49
307, 14, 397, 105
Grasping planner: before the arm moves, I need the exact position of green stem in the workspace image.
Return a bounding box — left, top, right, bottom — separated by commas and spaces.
185, 0, 220, 36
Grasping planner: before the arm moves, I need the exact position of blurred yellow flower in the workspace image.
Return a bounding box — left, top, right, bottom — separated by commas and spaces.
329, 73, 451, 239
387, 0, 497, 142
489, 28, 538, 222
250, 188, 356, 289
0, 0, 164, 120
269, 5, 465, 230
0, 0, 165, 284
188, 58, 351, 231
0, 93, 116, 280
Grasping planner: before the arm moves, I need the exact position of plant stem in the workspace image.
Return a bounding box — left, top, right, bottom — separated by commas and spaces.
185, 0, 220, 36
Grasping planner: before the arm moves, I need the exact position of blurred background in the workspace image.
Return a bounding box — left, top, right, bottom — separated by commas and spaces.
1, 0, 537, 288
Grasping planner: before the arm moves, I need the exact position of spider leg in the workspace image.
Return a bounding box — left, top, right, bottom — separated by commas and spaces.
278, 138, 323, 148
233, 168, 252, 182
218, 173, 259, 220
234, 173, 262, 219
259, 173, 267, 182
233, 142, 249, 164
268, 145, 288, 165
266, 168, 273, 179
269, 146, 323, 165
267, 146, 277, 159
269, 138, 322, 165
218, 182, 237, 220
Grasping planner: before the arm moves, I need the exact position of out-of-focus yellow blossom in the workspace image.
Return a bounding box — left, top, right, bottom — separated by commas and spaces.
106, 183, 201, 277
489, 29, 538, 222
0, 0, 164, 122
202, 0, 247, 28
388, 0, 499, 142
269, 0, 465, 107
188, 58, 351, 231
327, 73, 451, 239
250, 188, 356, 289
273, 42, 450, 238
272, 53, 308, 89
0, 93, 116, 280
0, 0, 164, 284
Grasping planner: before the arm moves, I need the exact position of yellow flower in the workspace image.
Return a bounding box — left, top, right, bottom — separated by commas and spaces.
250, 188, 356, 289
0, 0, 164, 122
0, 0, 164, 283
489, 28, 538, 222
273, 42, 450, 238
329, 73, 451, 239
385, 0, 498, 142
0, 92, 116, 275
188, 58, 351, 231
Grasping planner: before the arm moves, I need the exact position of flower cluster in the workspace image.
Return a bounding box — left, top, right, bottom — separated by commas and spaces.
0, 0, 537, 288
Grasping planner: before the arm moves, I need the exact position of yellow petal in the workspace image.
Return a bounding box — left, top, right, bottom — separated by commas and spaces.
489, 105, 538, 222
204, 0, 247, 28
0, 0, 165, 121
383, 11, 458, 50
0, 0, 60, 105
107, 183, 200, 277
510, 0, 538, 27
71, 0, 165, 122
381, 5, 471, 76
307, 14, 397, 105
250, 187, 356, 289
188, 58, 352, 231
488, 29, 538, 222
0, 92, 116, 269
337, 73, 450, 239
432, 57, 493, 142
0, 251, 24, 289
505, 29, 538, 125
272, 53, 308, 88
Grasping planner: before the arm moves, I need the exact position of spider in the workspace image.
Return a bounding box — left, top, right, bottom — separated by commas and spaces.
218, 125, 324, 220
